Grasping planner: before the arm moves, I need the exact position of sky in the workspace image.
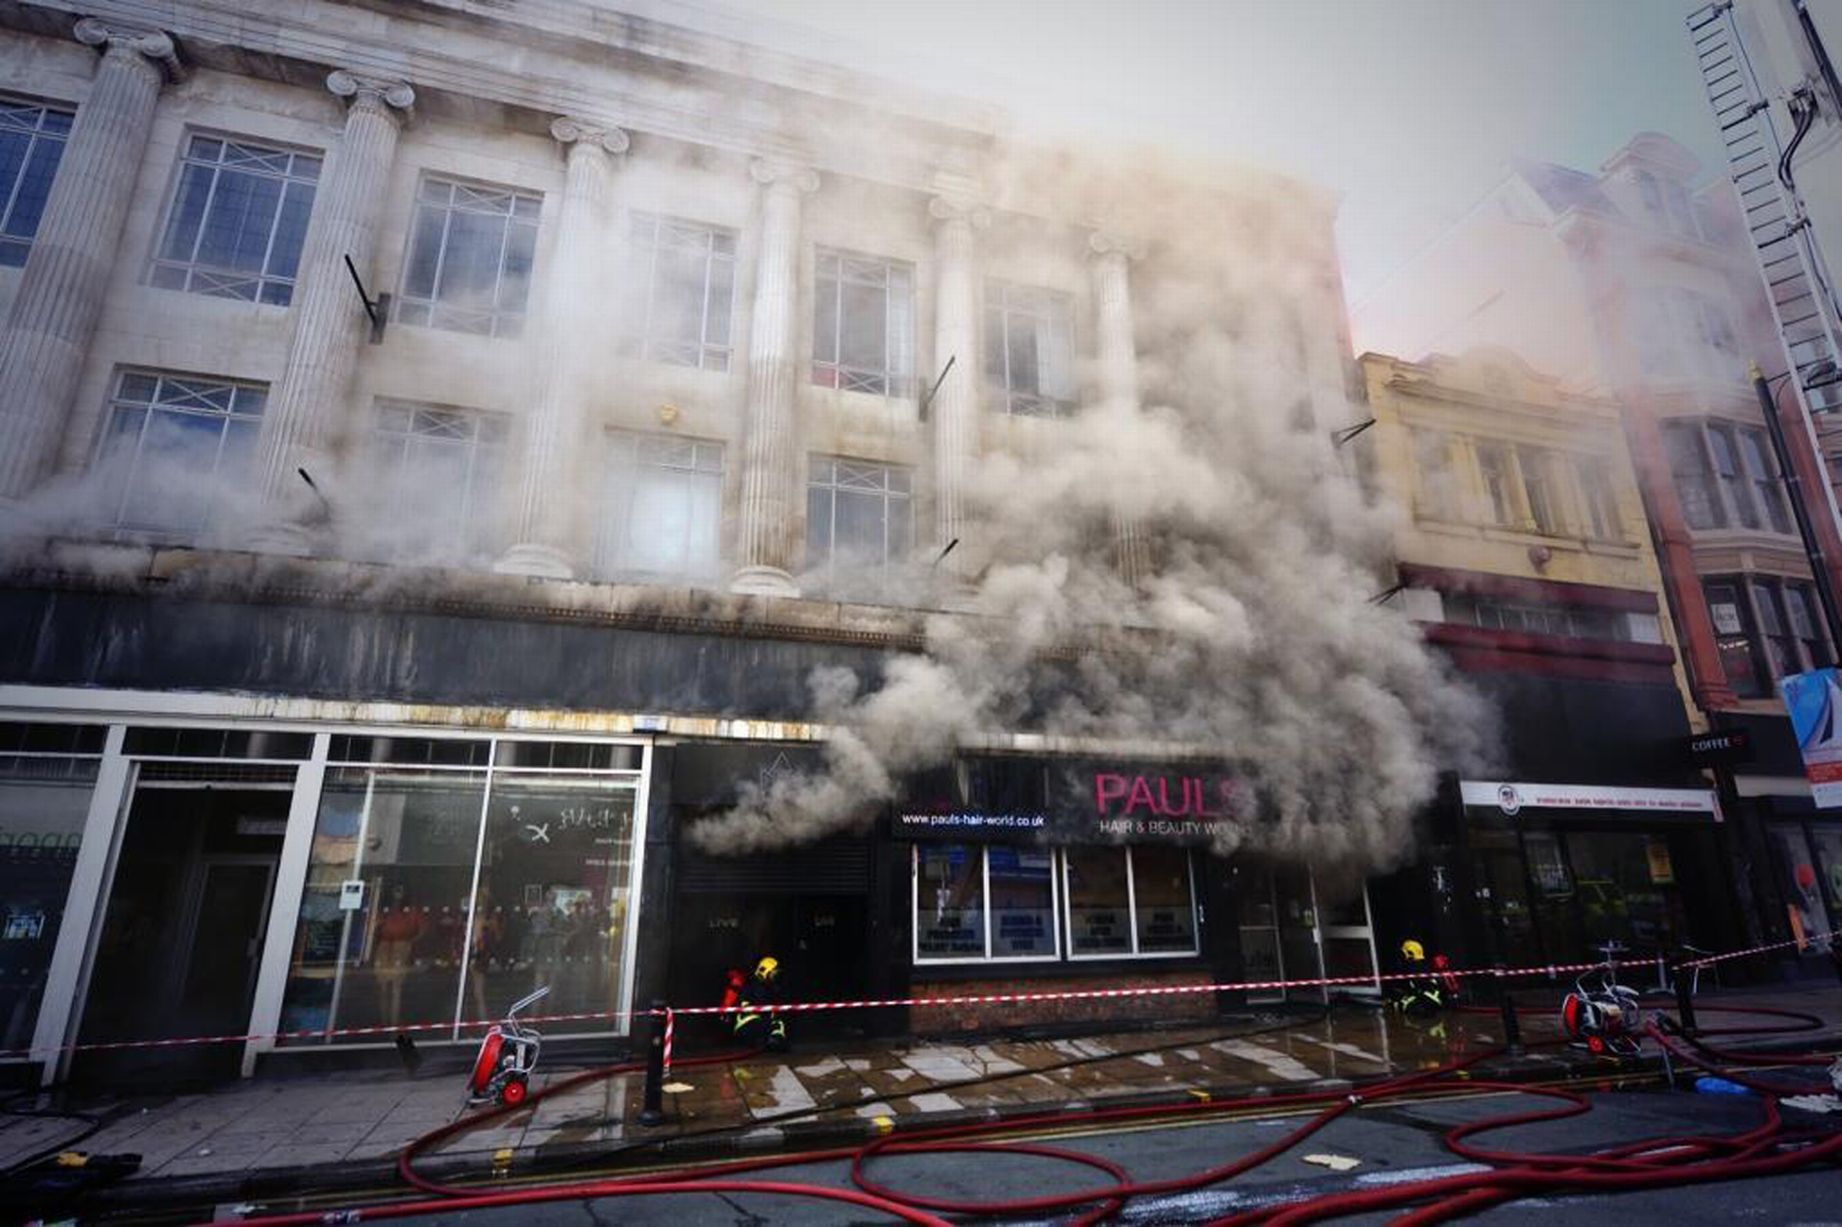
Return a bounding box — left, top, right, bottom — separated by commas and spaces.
641, 0, 1728, 335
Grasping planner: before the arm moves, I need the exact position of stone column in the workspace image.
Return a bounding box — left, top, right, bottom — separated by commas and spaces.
249, 70, 413, 537
0, 19, 181, 501
732, 159, 818, 596
1089, 231, 1151, 586
927, 193, 988, 560
497, 117, 628, 578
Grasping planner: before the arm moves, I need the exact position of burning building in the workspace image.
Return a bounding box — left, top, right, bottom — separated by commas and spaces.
0, 0, 1482, 1085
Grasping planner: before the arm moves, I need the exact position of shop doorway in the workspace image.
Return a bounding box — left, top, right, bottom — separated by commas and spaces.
670, 834, 871, 1042
73, 773, 290, 1086
1237, 866, 1379, 1003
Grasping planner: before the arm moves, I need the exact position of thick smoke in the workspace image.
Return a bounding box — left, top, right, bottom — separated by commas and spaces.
692, 144, 1495, 872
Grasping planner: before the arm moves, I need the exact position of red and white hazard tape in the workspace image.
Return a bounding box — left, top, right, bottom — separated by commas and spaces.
4, 929, 1832, 1062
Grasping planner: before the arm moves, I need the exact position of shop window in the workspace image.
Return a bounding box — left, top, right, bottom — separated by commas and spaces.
622, 213, 735, 371
0, 731, 104, 1058
94, 370, 266, 540
1065, 846, 1201, 959
396, 177, 540, 338
812, 249, 913, 396
1445, 594, 1625, 641
1769, 825, 1832, 947
984, 280, 1076, 417
0, 98, 72, 267
597, 432, 724, 581
150, 134, 319, 305
913, 843, 1057, 962
278, 745, 644, 1044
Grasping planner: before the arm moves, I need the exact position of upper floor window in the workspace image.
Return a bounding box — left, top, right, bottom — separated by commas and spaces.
1705, 575, 1832, 697
1475, 442, 1518, 526
813, 250, 912, 397
1577, 458, 1624, 540
397, 178, 539, 338
1411, 429, 1461, 521
95, 370, 265, 538
150, 135, 319, 305
806, 455, 912, 577
598, 432, 724, 580
1515, 446, 1563, 534
369, 403, 507, 561
984, 281, 1075, 417
623, 214, 735, 372
0, 99, 72, 267
1445, 593, 1628, 641
1662, 418, 1791, 534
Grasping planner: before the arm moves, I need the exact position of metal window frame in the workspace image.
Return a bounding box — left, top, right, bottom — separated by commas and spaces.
986, 279, 1076, 418
148, 130, 319, 304
910, 842, 1063, 966
397, 175, 541, 338
96, 367, 268, 537
370, 400, 508, 560
805, 453, 913, 579
0, 97, 73, 252
1063, 844, 1201, 962
632, 212, 735, 370
813, 247, 913, 397
597, 429, 726, 580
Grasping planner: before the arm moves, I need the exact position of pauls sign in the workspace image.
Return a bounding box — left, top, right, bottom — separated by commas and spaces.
895, 762, 1250, 846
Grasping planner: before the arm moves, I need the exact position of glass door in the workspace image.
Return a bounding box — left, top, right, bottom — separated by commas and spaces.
1274, 868, 1326, 1003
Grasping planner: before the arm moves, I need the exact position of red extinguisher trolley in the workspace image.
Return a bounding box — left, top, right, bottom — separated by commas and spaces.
465, 985, 550, 1107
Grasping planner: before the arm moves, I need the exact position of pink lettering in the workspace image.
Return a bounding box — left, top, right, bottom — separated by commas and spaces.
1156, 777, 1188, 816
1126, 776, 1157, 814
1095, 773, 1127, 815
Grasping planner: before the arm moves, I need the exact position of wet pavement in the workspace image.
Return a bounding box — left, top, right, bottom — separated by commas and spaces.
1, 981, 1836, 1196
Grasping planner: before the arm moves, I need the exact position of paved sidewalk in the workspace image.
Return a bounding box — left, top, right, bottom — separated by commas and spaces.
2, 980, 1836, 1210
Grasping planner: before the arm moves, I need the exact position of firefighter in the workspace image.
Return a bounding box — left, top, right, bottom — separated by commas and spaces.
732, 956, 788, 1051
1389, 939, 1448, 1015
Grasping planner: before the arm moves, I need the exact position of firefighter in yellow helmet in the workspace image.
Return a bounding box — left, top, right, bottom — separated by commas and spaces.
732, 956, 788, 1051
1389, 938, 1448, 1015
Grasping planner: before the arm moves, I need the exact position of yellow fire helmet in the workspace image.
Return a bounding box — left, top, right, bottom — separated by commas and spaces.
755, 956, 780, 981
1400, 939, 1426, 963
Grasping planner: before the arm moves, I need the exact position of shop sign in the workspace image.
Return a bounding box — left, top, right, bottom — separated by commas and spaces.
1460, 780, 1720, 818
1780, 667, 1842, 809
894, 810, 1048, 839
897, 762, 1250, 846
1684, 728, 1752, 765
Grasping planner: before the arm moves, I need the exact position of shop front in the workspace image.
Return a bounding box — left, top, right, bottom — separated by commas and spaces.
1457, 780, 1736, 976
0, 699, 654, 1087
894, 758, 1379, 1029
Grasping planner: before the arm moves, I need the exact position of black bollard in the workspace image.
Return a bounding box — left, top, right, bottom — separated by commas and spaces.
1496, 968, 1523, 1055
1673, 964, 1698, 1037
638, 999, 667, 1126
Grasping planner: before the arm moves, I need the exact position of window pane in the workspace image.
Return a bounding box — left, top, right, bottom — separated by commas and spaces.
1131, 846, 1197, 953
467, 776, 636, 1031
402, 207, 446, 299
1476, 445, 1515, 526
158, 162, 215, 261
1065, 846, 1132, 955
277, 768, 489, 1043
0, 756, 99, 1054
1706, 582, 1766, 698
987, 846, 1055, 958
840, 281, 887, 374
1664, 422, 1722, 529
915, 844, 984, 959
834, 488, 887, 565
806, 484, 833, 569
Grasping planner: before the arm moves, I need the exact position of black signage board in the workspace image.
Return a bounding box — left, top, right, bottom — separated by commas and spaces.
670, 743, 826, 807
1684, 728, 1752, 765
894, 757, 1251, 848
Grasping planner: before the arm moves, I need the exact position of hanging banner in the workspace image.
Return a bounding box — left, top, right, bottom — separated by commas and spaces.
1780, 666, 1842, 809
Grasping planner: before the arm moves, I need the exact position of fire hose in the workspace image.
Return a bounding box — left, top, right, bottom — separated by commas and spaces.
227, 955, 1841, 1225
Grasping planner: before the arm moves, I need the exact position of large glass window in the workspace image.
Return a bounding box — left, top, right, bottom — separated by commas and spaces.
150, 135, 319, 305
914, 844, 985, 960
1753, 580, 1799, 681
806, 456, 912, 577
1515, 447, 1562, 534
1411, 429, 1460, 522
279, 740, 644, 1045
1737, 430, 1792, 534
1475, 443, 1517, 526
1064, 846, 1133, 955
0, 98, 72, 267
984, 281, 1076, 417
368, 403, 508, 564
0, 724, 103, 1059
397, 177, 540, 338
597, 433, 723, 580
623, 214, 735, 371
1065, 846, 1201, 958
95, 370, 266, 539
813, 249, 913, 396
1577, 458, 1623, 540
1131, 844, 1199, 954
1707, 425, 1756, 528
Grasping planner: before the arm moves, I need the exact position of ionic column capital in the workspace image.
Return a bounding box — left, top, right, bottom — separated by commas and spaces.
750, 157, 819, 194
1087, 229, 1147, 262
73, 17, 183, 81
927, 194, 991, 230
326, 69, 415, 122
550, 115, 629, 156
